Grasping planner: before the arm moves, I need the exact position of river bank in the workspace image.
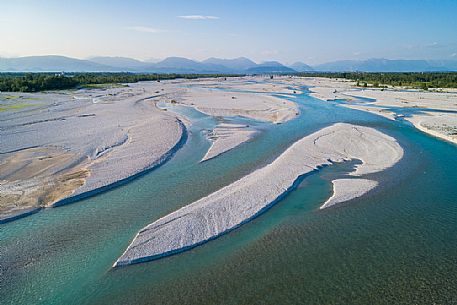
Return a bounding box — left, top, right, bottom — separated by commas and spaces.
0, 77, 299, 222
115, 123, 403, 266
289, 77, 457, 145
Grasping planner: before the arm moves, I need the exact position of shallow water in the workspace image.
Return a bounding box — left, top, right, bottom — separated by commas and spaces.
1, 85, 457, 305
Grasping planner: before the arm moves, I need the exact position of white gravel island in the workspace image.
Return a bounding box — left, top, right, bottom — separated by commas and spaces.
114, 123, 403, 267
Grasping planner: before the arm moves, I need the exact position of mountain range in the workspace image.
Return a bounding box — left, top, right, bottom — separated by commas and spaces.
314, 58, 457, 72
1, 56, 457, 73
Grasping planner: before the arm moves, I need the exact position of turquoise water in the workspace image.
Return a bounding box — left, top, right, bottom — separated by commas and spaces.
1, 86, 457, 305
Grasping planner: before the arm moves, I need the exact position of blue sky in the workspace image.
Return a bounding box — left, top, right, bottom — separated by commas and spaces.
1, 0, 456, 64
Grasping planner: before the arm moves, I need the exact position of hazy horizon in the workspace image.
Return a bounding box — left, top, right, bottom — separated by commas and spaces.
3, 54, 457, 67
1, 0, 457, 65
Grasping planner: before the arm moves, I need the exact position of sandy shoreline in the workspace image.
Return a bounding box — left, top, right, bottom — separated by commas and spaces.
182, 79, 299, 159
150, 78, 299, 163
201, 123, 256, 162
0, 83, 186, 222
320, 179, 378, 209
178, 85, 299, 124
0, 77, 300, 222
114, 123, 403, 266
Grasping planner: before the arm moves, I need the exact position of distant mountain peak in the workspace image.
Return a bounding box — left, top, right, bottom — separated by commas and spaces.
314, 58, 457, 72
88, 56, 146, 68
289, 61, 314, 72
260, 61, 283, 66
202, 57, 257, 71
160, 56, 198, 62
0, 55, 118, 72
245, 61, 296, 74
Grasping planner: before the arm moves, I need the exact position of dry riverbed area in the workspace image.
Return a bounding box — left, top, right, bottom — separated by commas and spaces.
0, 77, 298, 222
2, 75, 454, 227
289, 77, 457, 145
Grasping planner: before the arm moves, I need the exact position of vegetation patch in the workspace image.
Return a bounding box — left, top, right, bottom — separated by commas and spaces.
297, 72, 457, 89
0, 72, 241, 93
0, 103, 36, 112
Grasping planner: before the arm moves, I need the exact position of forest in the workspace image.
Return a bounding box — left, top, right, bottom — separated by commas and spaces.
0, 73, 236, 92
298, 72, 457, 89
1, 72, 457, 93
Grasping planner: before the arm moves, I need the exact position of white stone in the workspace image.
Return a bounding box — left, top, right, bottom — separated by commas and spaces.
114, 123, 403, 266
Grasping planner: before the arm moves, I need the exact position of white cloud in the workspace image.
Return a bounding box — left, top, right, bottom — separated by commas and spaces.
451, 52, 457, 58
125, 26, 163, 33
178, 15, 219, 20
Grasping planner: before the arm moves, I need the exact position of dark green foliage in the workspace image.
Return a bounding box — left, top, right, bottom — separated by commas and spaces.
0, 73, 240, 92
297, 72, 457, 89
2, 72, 456, 92
0, 73, 78, 92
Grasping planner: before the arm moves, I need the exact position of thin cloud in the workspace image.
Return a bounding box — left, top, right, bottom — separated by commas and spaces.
125, 26, 164, 33
425, 42, 441, 48
178, 15, 219, 20
451, 52, 457, 58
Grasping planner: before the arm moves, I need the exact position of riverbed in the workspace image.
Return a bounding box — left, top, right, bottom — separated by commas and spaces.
1, 81, 457, 305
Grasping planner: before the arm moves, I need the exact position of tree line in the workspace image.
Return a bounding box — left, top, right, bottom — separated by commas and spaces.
2, 72, 457, 93
0, 73, 239, 92
296, 72, 457, 89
